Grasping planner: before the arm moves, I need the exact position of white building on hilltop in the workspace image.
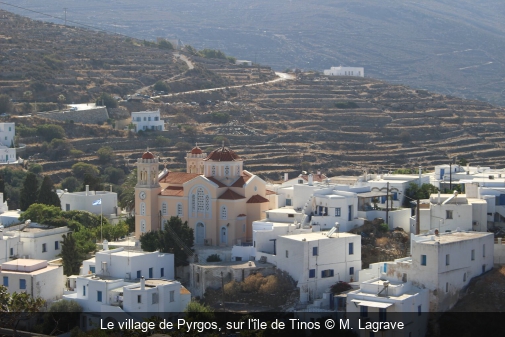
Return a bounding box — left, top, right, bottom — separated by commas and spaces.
360, 230, 493, 312
323, 66, 364, 77
1, 259, 64, 302
0, 123, 16, 163
58, 185, 119, 218
131, 110, 165, 132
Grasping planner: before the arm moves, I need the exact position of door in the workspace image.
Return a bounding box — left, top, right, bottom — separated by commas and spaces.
221, 227, 228, 245
440, 168, 445, 180
348, 205, 352, 221
196, 223, 205, 245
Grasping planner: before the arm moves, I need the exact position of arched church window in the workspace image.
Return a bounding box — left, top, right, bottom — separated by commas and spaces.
191, 195, 196, 212
162, 202, 167, 215
177, 203, 183, 217
212, 166, 216, 176
205, 195, 210, 212
225, 166, 230, 176
140, 202, 146, 215
140, 220, 146, 233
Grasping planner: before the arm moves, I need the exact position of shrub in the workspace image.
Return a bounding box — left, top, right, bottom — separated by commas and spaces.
206, 254, 222, 262
28, 164, 43, 174
330, 281, 352, 294
242, 273, 265, 293
334, 101, 359, 109
379, 223, 389, 232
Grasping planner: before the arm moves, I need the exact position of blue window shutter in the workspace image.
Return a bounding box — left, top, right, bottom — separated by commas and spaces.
3, 276, 8, 287
137, 270, 141, 278
313, 247, 318, 256
309, 269, 315, 278
20, 279, 26, 289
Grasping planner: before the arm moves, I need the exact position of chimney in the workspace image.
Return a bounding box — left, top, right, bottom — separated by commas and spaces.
110, 184, 112, 192
284, 173, 289, 182
317, 169, 321, 175
140, 276, 145, 290
103, 240, 108, 251
308, 173, 314, 186
86, 185, 89, 196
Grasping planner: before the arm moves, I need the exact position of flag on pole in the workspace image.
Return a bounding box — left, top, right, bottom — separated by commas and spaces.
92, 199, 102, 206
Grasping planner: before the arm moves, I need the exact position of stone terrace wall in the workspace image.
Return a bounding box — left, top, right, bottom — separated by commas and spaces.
35, 107, 109, 124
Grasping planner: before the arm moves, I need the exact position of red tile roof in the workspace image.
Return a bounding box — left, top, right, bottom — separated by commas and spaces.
218, 189, 245, 200
206, 176, 226, 187
301, 173, 327, 182
247, 194, 270, 204
160, 186, 184, 196
231, 171, 253, 187
159, 172, 200, 184
204, 146, 241, 162
191, 146, 202, 154
266, 190, 277, 195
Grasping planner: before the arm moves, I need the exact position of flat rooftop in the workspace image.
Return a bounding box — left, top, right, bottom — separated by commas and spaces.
266, 208, 299, 214
416, 231, 492, 245
280, 232, 358, 242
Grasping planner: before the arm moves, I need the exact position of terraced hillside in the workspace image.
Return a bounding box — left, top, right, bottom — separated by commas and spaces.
20, 74, 505, 185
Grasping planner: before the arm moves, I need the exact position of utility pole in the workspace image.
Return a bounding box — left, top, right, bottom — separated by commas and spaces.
449, 162, 452, 191
416, 197, 420, 235
63, 8, 67, 26
386, 182, 389, 225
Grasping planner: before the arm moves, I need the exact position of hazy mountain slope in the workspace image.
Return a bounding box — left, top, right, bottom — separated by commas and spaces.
4, 0, 505, 106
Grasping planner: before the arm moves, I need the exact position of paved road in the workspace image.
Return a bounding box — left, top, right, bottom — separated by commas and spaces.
151, 71, 295, 99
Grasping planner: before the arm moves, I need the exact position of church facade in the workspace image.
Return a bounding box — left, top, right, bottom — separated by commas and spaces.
135, 145, 272, 246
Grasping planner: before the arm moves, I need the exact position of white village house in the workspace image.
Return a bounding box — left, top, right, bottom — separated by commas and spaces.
0, 122, 17, 164
323, 66, 364, 77
131, 110, 165, 132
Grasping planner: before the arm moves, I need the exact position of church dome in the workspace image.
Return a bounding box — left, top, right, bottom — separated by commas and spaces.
204, 146, 241, 162
142, 151, 155, 159
191, 146, 203, 155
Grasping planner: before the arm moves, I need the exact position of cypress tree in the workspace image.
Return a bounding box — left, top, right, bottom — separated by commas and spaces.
60, 234, 82, 276
37, 175, 61, 208
20, 172, 39, 211
0, 175, 5, 202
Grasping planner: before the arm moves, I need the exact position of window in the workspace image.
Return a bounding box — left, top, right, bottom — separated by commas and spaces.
335, 207, 341, 217
140, 202, 146, 215
471, 249, 475, 261
137, 295, 142, 303
97, 291, 102, 302
83, 285, 86, 296
8, 127, 11, 131
197, 188, 204, 212
313, 247, 318, 256
137, 270, 141, 279
19, 279, 26, 290
221, 206, 228, 220
446, 254, 450, 266
9, 248, 13, 256
350, 267, 354, 275
162, 202, 167, 215
286, 199, 292, 206
140, 220, 146, 233
212, 166, 216, 176
225, 166, 230, 176
379, 308, 387, 322
137, 117, 141, 121
191, 195, 196, 212
463, 273, 467, 282
170, 290, 175, 302
152, 293, 159, 304
55, 241, 59, 250
349, 242, 354, 255
205, 195, 210, 211
148, 117, 151, 121
177, 203, 183, 217
161, 268, 164, 277
286, 250, 289, 258
483, 244, 486, 257
143, 117, 146, 121
298, 179, 304, 184
446, 210, 453, 219
421, 254, 427, 266
446, 282, 449, 292
154, 117, 159, 121
90, 266, 96, 274
418, 305, 422, 316
3, 276, 8, 287
360, 305, 368, 317
42, 243, 47, 253
321, 269, 334, 278
149, 268, 153, 278
384, 263, 387, 273
309, 269, 315, 278
66, 204, 70, 211
288, 214, 294, 218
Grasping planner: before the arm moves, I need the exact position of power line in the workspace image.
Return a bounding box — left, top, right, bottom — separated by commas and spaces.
0, 1, 122, 36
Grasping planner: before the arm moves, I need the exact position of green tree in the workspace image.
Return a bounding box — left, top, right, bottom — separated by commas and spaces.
82, 173, 102, 191
154, 135, 171, 147
118, 169, 136, 211
60, 233, 83, 276
19, 203, 62, 223
37, 176, 61, 208
0, 287, 46, 334
104, 167, 125, 184
95, 92, 118, 109
210, 112, 230, 123
96, 146, 115, 164
175, 141, 192, 151
403, 182, 439, 207
61, 176, 81, 192
157, 39, 174, 50
57, 94, 66, 110
36, 124, 66, 142
47, 138, 73, 160
39, 300, 82, 335
213, 136, 229, 146
139, 231, 159, 252
71, 162, 100, 180
0, 94, 13, 114
0, 175, 5, 202
20, 172, 39, 211
28, 163, 43, 174
153, 80, 170, 92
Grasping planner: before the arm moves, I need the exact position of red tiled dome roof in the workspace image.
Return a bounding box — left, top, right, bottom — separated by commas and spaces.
204, 146, 241, 162
142, 151, 155, 159
191, 146, 203, 154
